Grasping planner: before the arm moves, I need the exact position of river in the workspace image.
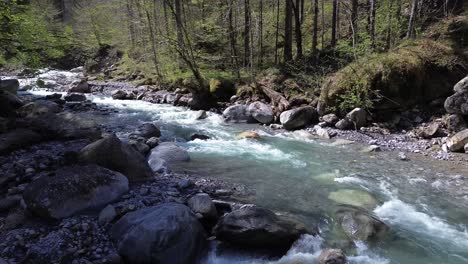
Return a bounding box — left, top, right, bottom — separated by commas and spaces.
17, 70, 468, 264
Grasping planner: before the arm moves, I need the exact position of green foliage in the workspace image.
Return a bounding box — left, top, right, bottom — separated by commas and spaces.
336, 75, 375, 113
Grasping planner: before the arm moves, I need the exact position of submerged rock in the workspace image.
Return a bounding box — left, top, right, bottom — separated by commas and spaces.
236, 131, 260, 140
336, 206, 389, 241
79, 134, 153, 182
214, 205, 308, 249
23, 165, 128, 219
328, 189, 379, 210
280, 106, 318, 130
131, 123, 161, 139
247, 101, 274, 124
194, 110, 208, 120
64, 93, 86, 102
110, 203, 206, 264
189, 133, 210, 141
318, 248, 347, 264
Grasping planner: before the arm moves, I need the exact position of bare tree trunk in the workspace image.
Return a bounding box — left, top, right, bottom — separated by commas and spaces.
145, 9, 162, 78
331, 0, 338, 47
351, 0, 358, 43
175, 0, 184, 67
407, 0, 418, 38
294, 0, 303, 59
243, 0, 251, 67
228, 0, 240, 79
369, 0, 376, 48
284, 0, 293, 62
258, 0, 264, 66
321, 0, 325, 49
274, 0, 280, 64
312, 0, 319, 56
385, 0, 395, 49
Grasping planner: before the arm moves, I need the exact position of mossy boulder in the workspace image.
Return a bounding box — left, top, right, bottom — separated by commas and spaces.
318, 40, 467, 114
209, 78, 236, 101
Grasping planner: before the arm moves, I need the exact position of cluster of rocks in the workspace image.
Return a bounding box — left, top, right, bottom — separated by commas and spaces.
443, 76, 468, 154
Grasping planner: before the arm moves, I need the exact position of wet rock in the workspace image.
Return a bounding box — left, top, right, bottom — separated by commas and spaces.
148, 157, 171, 174
336, 206, 389, 241
346, 108, 367, 129
98, 204, 117, 225
318, 249, 347, 264
280, 106, 318, 131
131, 123, 161, 139
214, 205, 308, 249
453, 76, 468, 93
110, 203, 206, 264
0, 78, 19, 94
223, 104, 252, 123
360, 145, 381, 153
446, 114, 467, 132
420, 123, 440, 139
187, 193, 217, 219
322, 113, 339, 126
236, 131, 260, 140
247, 102, 274, 124
23, 165, 128, 219
398, 152, 408, 161
68, 79, 90, 93
0, 90, 23, 117
194, 110, 207, 120
189, 133, 210, 141
178, 179, 194, 189
146, 137, 160, 148
64, 93, 87, 102
129, 139, 150, 155
446, 129, 468, 152
0, 129, 42, 155
79, 134, 153, 182
111, 90, 130, 100
0, 195, 22, 212
328, 189, 378, 210
25, 112, 100, 139
17, 100, 61, 118
148, 142, 190, 164
316, 127, 331, 139
335, 119, 352, 130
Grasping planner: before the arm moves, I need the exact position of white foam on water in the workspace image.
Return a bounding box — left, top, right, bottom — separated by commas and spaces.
374, 199, 468, 250
334, 176, 367, 185
187, 138, 307, 167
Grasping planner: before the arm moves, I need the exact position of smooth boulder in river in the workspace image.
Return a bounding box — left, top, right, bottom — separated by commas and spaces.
214, 205, 309, 249
110, 203, 206, 264
17, 100, 61, 118
247, 101, 274, 124
148, 142, 190, 164
79, 134, 153, 182
280, 106, 318, 130
23, 165, 129, 219
223, 104, 252, 123
336, 206, 389, 241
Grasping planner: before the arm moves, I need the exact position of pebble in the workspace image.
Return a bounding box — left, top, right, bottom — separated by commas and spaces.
398, 152, 408, 161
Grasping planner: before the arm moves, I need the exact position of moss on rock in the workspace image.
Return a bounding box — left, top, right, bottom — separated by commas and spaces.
319, 40, 467, 114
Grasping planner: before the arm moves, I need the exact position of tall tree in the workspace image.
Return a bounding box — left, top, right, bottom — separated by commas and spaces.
284, 0, 293, 62
331, 0, 338, 47
274, 0, 280, 64
312, 0, 319, 55
228, 0, 240, 78
407, 0, 418, 38
294, 0, 303, 59
351, 0, 359, 44
174, 0, 184, 67
243, 0, 251, 66
369, 0, 376, 48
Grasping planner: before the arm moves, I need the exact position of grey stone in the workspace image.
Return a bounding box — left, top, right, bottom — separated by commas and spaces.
17, 100, 61, 118
335, 119, 352, 130
346, 108, 367, 129
280, 106, 318, 131
64, 93, 86, 102
148, 142, 190, 164
23, 165, 128, 219
247, 102, 274, 124
98, 205, 117, 225
318, 249, 347, 264
187, 193, 217, 219
223, 104, 253, 123
446, 129, 468, 152
0, 129, 42, 155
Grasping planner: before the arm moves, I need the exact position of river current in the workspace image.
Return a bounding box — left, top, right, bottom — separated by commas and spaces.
17, 70, 468, 264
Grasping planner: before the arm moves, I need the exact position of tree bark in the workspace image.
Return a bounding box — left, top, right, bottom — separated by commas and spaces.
312, 0, 319, 55
331, 0, 338, 47
243, 0, 251, 67
369, 0, 376, 48
274, 0, 280, 64
407, 0, 418, 38
228, 0, 240, 79
351, 0, 359, 43
284, 0, 293, 62
294, 0, 303, 59
174, 0, 184, 67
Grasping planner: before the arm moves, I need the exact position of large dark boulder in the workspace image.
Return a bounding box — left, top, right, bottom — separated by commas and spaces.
79, 134, 153, 182
68, 79, 90, 93
247, 102, 274, 124
17, 101, 61, 118
280, 106, 318, 130
110, 203, 206, 264
0, 90, 23, 117
213, 205, 309, 249
0, 129, 42, 155
209, 78, 236, 102
445, 76, 468, 115
23, 165, 129, 219
131, 123, 161, 139
0, 79, 19, 94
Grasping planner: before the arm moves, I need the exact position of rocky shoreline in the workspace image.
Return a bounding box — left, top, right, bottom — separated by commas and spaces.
1, 68, 468, 264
